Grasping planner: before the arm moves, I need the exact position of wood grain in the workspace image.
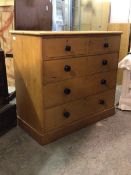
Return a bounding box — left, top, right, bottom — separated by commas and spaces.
11, 32, 121, 145
15, 0, 52, 30
44, 38, 88, 59
45, 89, 115, 131
43, 71, 117, 108
18, 107, 115, 145
44, 53, 118, 83
12, 35, 44, 133
108, 23, 130, 84
88, 35, 121, 55
10, 30, 122, 35
0, 6, 14, 86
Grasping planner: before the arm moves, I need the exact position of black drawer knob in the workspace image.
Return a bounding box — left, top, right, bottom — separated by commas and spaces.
63, 111, 70, 118
64, 65, 71, 72
101, 79, 107, 85
99, 100, 105, 105
64, 88, 71, 95
65, 45, 71, 52
104, 43, 109, 48
102, 60, 108, 65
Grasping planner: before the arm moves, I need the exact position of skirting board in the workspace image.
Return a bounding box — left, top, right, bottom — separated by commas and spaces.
18, 107, 115, 145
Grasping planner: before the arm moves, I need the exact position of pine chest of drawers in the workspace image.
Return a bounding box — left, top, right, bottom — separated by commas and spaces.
11, 31, 122, 145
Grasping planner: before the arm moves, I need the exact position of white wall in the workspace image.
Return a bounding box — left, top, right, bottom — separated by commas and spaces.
110, 0, 131, 23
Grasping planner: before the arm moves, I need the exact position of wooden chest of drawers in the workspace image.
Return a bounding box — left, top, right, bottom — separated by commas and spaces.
11, 31, 121, 145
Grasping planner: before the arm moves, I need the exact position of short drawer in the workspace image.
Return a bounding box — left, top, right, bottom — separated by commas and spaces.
44, 53, 118, 83
45, 89, 115, 131
88, 35, 120, 55
43, 71, 117, 107
43, 38, 88, 59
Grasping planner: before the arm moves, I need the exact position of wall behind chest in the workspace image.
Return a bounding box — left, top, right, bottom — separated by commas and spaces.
73, 0, 110, 31
0, 4, 14, 86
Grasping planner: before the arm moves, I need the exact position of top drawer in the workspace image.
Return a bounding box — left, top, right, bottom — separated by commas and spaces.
43, 38, 88, 59
88, 35, 120, 55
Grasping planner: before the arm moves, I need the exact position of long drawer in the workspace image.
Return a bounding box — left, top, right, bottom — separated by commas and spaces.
43, 38, 88, 59
43, 71, 117, 107
88, 35, 120, 55
44, 53, 118, 83
43, 36, 120, 59
45, 89, 115, 131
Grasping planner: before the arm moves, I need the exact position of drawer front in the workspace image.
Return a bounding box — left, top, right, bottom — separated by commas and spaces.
43, 38, 88, 59
88, 35, 120, 55
44, 71, 117, 107
44, 53, 118, 83
45, 89, 115, 131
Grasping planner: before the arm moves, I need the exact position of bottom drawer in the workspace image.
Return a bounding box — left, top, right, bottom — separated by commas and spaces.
45, 89, 115, 131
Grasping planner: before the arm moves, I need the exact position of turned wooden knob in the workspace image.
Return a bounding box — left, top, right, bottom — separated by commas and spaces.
104, 43, 109, 48
63, 111, 70, 118
64, 88, 71, 95
101, 79, 107, 85
64, 65, 71, 72
65, 45, 71, 51
99, 100, 105, 105
102, 60, 108, 65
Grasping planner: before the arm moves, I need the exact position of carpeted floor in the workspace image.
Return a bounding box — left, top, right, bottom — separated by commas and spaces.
0, 87, 131, 175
